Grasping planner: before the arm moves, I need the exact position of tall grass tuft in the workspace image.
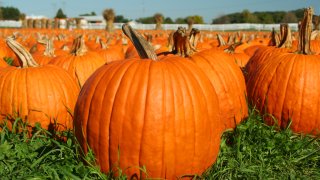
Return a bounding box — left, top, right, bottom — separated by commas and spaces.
0, 118, 112, 179
203, 107, 320, 179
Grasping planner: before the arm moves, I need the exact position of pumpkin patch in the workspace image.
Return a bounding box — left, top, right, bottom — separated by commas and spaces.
1, 4, 320, 179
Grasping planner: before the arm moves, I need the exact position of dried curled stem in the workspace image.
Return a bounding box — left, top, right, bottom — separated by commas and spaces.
278, 24, 292, 48
297, 7, 313, 55
6, 35, 39, 68
224, 42, 243, 54
43, 38, 55, 57
268, 28, 280, 46
70, 35, 88, 56
217, 34, 227, 47
171, 27, 198, 57
122, 23, 158, 60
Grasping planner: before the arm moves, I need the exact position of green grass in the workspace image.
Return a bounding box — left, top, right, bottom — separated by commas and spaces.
0, 118, 111, 180
0, 109, 320, 179
204, 108, 320, 179
3, 57, 14, 66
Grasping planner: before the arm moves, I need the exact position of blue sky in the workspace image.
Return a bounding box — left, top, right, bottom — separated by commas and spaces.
2, 0, 320, 23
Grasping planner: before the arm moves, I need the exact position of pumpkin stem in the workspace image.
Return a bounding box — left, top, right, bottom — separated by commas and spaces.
43, 38, 55, 57
227, 34, 235, 45
99, 39, 108, 49
167, 30, 175, 51
6, 35, 39, 68
95, 36, 101, 44
217, 34, 227, 47
240, 33, 246, 43
189, 28, 200, 49
70, 35, 88, 56
61, 44, 70, 51
170, 26, 197, 57
29, 44, 38, 54
57, 34, 65, 41
278, 23, 292, 48
268, 28, 280, 46
313, 15, 319, 31
234, 32, 240, 43
297, 7, 313, 55
224, 42, 243, 54
122, 23, 158, 60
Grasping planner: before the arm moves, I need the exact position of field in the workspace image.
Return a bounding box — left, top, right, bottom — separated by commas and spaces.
1, 7, 320, 179
1, 107, 320, 179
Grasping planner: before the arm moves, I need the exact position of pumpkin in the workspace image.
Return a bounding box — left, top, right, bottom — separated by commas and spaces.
74, 24, 223, 179
32, 38, 56, 65
170, 27, 248, 130
247, 7, 320, 135
48, 35, 106, 87
96, 39, 125, 64
0, 36, 80, 131
189, 50, 248, 129
244, 24, 293, 81
0, 38, 18, 66
222, 43, 251, 68
0, 58, 8, 67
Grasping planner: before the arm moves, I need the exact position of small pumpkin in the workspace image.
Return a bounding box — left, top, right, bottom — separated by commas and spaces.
97, 39, 125, 64
48, 35, 106, 87
32, 38, 56, 65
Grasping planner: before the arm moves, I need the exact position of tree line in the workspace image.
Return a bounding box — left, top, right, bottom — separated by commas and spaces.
212, 9, 305, 24
0, 6, 317, 25
0, 6, 204, 25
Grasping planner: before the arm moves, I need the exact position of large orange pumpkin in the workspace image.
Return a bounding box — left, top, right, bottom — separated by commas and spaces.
168, 27, 248, 130
247, 7, 320, 135
189, 50, 248, 129
74, 24, 223, 179
0, 36, 80, 131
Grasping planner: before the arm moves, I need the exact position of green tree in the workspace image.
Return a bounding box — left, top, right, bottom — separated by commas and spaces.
191, 15, 204, 24
291, 9, 304, 20
55, 8, 67, 18
1, 6, 21, 20
0, 7, 3, 20
212, 15, 231, 24
174, 17, 186, 24
258, 13, 274, 23
79, 11, 96, 16
211, 8, 305, 24
271, 11, 286, 23
282, 12, 298, 23
136, 16, 154, 24
164, 17, 173, 24
115, 15, 129, 23
241, 9, 258, 23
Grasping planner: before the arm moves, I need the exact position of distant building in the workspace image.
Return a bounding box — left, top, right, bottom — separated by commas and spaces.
26, 15, 48, 19
78, 15, 105, 24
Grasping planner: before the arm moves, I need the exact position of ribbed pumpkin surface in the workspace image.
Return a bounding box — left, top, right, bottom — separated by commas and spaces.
0, 65, 79, 130
74, 56, 223, 179
247, 53, 320, 134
